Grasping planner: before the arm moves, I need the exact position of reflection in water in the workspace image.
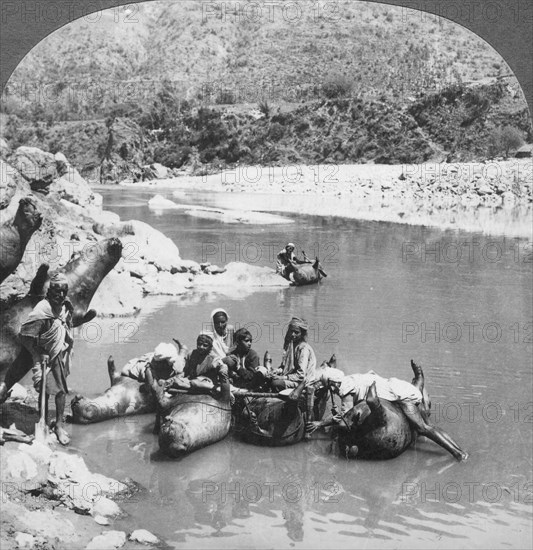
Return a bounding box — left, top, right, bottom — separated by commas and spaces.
67, 188, 532, 548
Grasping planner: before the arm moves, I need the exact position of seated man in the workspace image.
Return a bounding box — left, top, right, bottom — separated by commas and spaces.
166, 334, 229, 393
222, 328, 265, 391
267, 317, 317, 392
308, 361, 468, 461
276, 243, 307, 280
121, 342, 182, 384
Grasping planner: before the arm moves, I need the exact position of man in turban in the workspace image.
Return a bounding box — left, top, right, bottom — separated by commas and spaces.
276, 243, 308, 280
19, 272, 74, 445
269, 317, 317, 392
307, 362, 468, 460
121, 342, 182, 383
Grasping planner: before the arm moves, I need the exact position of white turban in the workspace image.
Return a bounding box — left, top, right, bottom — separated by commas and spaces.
153, 342, 178, 364
211, 308, 229, 321
320, 367, 344, 386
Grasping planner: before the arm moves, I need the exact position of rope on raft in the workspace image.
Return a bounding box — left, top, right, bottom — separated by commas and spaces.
165, 388, 232, 412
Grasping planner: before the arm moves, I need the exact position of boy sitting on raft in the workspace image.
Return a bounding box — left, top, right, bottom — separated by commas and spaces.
222, 328, 268, 391
165, 334, 229, 393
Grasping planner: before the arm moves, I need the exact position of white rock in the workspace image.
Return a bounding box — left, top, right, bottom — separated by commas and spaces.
89, 270, 144, 317
17, 441, 53, 466
92, 192, 104, 208
120, 219, 180, 271
93, 515, 111, 526
54, 152, 69, 165
8, 383, 28, 401
194, 262, 290, 289
129, 529, 160, 545
48, 452, 126, 498
148, 194, 177, 210
14, 532, 35, 549
92, 209, 121, 225
5, 452, 38, 481
477, 184, 493, 196
142, 272, 193, 296
151, 163, 169, 179
91, 497, 121, 518
86, 531, 126, 549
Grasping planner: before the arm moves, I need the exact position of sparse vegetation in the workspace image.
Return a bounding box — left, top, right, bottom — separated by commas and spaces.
0, 0, 530, 181
490, 126, 525, 158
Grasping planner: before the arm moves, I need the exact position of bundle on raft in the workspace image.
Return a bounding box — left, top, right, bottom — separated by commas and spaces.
232, 387, 329, 447
147, 370, 232, 457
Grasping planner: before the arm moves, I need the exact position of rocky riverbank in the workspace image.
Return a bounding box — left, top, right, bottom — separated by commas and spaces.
140, 159, 533, 238
0, 141, 289, 316
1, 389, 163, 549
0, 141, 287, 549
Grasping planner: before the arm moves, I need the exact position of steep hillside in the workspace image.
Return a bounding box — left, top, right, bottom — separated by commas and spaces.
3, 0, 523, 118
1, 1, 530, 182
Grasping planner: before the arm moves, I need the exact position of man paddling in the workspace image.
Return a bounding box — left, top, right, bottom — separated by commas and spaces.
276, 243, 307, 280
276, 243, 327, 280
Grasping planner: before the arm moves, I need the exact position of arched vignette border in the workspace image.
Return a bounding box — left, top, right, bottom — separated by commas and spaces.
0, 0, 531, 116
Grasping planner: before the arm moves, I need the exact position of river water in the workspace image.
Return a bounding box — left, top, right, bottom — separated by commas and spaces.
68, 187, 532, 549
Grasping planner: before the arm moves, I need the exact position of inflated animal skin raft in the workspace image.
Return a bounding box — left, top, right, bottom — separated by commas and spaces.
147, 370, 232, 457
0, 237, 122, 404
233, 386, 329, 447
290, 258, 327, 286
334, 363, 431, 460
337, 398, 415, 459
70, 357, 157, 423
70, 341, 188, 424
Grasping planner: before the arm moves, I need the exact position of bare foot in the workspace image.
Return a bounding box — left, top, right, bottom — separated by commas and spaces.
456, 450, 469, 461
54, 424, 70, 446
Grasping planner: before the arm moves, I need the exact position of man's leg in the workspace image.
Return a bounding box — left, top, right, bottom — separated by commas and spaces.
400, 402, 467, 461
54, 391, 70, 445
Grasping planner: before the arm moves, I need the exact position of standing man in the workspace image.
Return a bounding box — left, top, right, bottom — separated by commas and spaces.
19, 273, 74, 445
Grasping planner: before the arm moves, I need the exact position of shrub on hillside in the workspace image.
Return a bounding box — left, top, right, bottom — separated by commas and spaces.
268, 122, 284, 141
322, 74, 353, 99
489, 125, 524, 158
153, 145, 192, 168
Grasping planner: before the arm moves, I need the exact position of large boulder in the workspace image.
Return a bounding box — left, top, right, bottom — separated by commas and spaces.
89, 269, 144, 316
49, 165, 96, 207
120, 220, 181, 271
0, 159, 30, 209
86, 531, 127, 550
0, 138, 10, 160
99, 117, 144, 184
11, 146, 65, 194
142, 162, 169, 180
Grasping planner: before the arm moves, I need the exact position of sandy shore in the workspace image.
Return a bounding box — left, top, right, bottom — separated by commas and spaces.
124, 160, 533, 238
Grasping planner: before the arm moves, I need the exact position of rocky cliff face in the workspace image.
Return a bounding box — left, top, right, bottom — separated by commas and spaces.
0, 142, 192, 314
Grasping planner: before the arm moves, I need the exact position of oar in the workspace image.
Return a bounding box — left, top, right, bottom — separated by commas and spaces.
232, 391, 292, 401
34, 358, 50, 443
167, 388, 291, 401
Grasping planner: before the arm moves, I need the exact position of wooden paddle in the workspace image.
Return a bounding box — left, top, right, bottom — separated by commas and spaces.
34, 358, 50, 443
